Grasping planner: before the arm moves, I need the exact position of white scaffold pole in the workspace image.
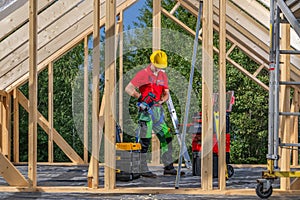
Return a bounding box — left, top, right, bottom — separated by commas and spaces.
175, 0, 203, 189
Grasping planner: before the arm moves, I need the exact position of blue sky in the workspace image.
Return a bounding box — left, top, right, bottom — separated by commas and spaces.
91, 0, 146, 48
123, 0, 146, 28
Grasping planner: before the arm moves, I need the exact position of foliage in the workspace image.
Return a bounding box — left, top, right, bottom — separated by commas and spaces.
52, 44, 85, 161
227, 47, 269, 164
17, 0, 269, 164
18, 44, 85, 162
127, 0, 269, 164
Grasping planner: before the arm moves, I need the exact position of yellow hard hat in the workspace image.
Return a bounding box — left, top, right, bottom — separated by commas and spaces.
150, 50, 168, 69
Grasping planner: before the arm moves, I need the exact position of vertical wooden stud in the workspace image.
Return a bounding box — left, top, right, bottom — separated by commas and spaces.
84, 36, 89, 163
118, 11, 124, 142
280, 22, 291, 190
104, 0, 116, 190
13, 89, 19, 163
28, 0, 38, 188
151, 0, 161, 165
6, 93, 12, 160
48, 62, 54, 163
201, 0, 214, 190
218, 0, 226, 190
291, 90, 299, 166
91, 0, 100, 189
0, 98, 2, 153
2, 96, 9, 158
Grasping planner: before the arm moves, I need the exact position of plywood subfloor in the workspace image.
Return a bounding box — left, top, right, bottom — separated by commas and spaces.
2, 165, 300, 199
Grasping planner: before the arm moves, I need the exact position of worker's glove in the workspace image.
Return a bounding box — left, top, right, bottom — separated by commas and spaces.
137, 102, 150, 112
143, 92, 156, 107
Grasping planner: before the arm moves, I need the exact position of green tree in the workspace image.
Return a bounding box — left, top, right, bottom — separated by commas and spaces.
227, 47, 268, 164
124, 0, 269, 164
18, 44, 85, 162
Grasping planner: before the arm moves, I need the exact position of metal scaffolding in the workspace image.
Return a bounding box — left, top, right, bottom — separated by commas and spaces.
256, 0, 300, 198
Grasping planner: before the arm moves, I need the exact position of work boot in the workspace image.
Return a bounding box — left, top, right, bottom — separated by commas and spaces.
140, 161, 157, 178
140, 145, 157, 178
163, 164, 185, 176
141, 171, 157, 178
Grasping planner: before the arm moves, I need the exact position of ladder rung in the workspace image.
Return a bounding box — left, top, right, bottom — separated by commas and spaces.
280, 143, 300, 147
279, 81, 300, 85
281, 18, 300, 23
279, 112, 300, 116
279, 50, 300, 54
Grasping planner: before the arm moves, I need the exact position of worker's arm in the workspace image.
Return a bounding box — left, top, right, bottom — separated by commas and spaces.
125, 82, 141, 99
158, 88, 169, 105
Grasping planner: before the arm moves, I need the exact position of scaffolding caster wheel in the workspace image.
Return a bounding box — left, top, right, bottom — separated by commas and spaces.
227, 164, 234, 178
256, 179, 273, 199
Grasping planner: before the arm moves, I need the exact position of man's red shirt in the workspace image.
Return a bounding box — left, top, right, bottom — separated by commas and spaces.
131, 64, 168, 102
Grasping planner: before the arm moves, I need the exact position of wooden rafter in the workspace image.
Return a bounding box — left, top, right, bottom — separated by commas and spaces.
1, 0, 138, 92
162, 3, 269, 91
0, 0, 55, 40
0, 0, 83, 63
180, 0, 300, 86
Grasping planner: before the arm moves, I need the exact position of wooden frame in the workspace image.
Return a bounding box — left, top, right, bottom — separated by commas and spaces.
28, 0, 38, 187
218, 0, 226, 190
279, 21, 291, 191
201, 0, 214, 190
1, 0, 138, 92
84, 36, 89, 163
48, 62, 54, 163
104, 0, 116, 190
90, 0, 100, 189
0, 0, 300, 195
151, 0, 161, 166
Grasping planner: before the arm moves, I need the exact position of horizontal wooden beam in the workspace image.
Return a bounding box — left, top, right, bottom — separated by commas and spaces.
0, 186, 299, 197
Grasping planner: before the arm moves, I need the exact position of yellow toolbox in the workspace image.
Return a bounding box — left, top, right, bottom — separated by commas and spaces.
116, 143, 141, 181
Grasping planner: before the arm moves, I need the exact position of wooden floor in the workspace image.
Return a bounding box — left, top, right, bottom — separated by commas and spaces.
1, 164, 273, 188
2, 164, 300, 199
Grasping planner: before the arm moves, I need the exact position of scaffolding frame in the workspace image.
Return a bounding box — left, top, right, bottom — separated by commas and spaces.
256, 0, 300, 198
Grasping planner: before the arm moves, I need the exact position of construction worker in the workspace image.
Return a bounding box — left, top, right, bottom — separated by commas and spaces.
125, 50, 184, 178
